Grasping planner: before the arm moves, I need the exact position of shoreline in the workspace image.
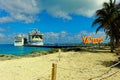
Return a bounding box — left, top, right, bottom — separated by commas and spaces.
0, 47, 61, 61
0, 47, 111, 61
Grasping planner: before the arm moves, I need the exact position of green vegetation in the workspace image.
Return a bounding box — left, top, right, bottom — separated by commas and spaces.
24, 48, 58, 57
61, 47, 81, 52
92, 0, 120, 52
0, 54, 19, 61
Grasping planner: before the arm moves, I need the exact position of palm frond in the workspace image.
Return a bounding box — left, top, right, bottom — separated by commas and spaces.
103, 2, 110, 9
92, 17, 103, 27
96, 24, 104, 33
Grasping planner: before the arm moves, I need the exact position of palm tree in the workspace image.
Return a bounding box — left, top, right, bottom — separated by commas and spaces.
113, 3, 120, 46
92, 0, 120, 52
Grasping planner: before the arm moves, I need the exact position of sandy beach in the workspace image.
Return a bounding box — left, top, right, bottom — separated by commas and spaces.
0, 48, 119, 80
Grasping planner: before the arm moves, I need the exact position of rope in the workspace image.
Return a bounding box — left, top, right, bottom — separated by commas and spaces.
99, 70, 120, 80
109, 61, 120, 68
89, 61, 120, 80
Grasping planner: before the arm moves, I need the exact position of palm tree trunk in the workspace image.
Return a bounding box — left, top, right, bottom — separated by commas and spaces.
115, 36, 120, 47
110, 36, 114, 52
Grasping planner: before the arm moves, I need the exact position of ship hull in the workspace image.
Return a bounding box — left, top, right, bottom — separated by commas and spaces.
14, 42, 24, 46
28, 41, 44, 46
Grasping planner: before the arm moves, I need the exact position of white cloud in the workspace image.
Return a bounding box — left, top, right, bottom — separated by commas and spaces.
41, 0, 109, 19
0, 33, 5, 38
0, 0, 111, 23
0, 0, 41, 23
0, 33, 25, 44
44, 31, 108, 43
0, 27, 6, 32
0, 17, 14, 23
44, 32, 59, 43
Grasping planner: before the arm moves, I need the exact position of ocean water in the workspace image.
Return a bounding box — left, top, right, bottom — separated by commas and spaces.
0, 44, 50, 56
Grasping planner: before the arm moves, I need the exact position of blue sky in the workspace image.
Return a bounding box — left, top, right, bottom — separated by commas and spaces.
0, 0, 115, 44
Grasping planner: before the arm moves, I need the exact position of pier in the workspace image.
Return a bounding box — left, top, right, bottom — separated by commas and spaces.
24, 44, 81, 48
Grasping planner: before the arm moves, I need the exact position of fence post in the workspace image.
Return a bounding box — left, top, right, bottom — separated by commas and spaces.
58, 49, 61, 61
51, 63, 57, 80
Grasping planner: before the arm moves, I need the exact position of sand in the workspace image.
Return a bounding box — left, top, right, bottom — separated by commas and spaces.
0, 50, 119, 80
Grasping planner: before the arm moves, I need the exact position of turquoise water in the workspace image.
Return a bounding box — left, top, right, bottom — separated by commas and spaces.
0, 44, 50, 56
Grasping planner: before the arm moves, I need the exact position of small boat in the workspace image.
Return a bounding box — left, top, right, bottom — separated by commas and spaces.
14, 34, 27, 46
28, 29, 44, 46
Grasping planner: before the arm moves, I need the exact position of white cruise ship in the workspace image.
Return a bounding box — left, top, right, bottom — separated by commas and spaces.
28, 29, 44, 46
14, 34, 27, 46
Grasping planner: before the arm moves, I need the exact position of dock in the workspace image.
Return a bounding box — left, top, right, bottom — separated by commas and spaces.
24, 44, 81, 48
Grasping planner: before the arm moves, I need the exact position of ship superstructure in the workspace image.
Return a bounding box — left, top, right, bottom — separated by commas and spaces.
28, 29, 44, 45
14, 34, 27, 46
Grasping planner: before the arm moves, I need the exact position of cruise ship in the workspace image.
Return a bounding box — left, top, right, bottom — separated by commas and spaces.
28, 29, 44, 46
14, 34, 27, 46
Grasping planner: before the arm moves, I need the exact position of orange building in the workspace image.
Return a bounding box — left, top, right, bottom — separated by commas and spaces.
82, 36, 103, 45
